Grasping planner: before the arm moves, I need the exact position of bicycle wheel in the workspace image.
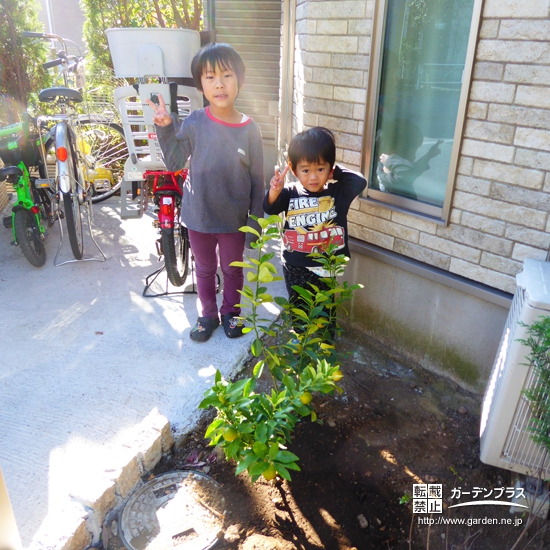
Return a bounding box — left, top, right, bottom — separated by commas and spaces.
161, 226, 190, 287
63, 191, 83, 259
62, 129, 84, 259
13, 209, 46, 267
78, 119, 128, 204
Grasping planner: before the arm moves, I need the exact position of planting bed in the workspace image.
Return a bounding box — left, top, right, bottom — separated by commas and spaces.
106, 326, 550, 550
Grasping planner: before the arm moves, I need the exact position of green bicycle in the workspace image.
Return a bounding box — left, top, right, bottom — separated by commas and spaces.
0, 115, 53, 267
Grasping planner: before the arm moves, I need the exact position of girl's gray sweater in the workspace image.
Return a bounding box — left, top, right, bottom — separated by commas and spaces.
156, 107, 264, 234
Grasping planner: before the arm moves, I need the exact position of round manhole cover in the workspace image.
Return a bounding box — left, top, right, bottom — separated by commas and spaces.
120, 470, 226, 550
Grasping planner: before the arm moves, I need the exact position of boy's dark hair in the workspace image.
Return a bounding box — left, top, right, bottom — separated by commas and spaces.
288, 127, 336, 170
191, 42, 246, 92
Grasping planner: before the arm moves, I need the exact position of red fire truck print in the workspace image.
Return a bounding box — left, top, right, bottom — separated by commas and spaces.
283, 225, 345, 254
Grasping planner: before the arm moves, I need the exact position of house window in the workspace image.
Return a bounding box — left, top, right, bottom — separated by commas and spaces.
362, 0, 483, 222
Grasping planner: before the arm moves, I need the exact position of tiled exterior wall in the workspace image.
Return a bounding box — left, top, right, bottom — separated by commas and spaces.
293, 0, 550, 295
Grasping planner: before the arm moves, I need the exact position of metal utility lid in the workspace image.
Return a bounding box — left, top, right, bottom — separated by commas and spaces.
119, 471, 226, 550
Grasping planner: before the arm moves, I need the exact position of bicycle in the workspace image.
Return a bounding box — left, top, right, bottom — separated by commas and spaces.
78, 116, 128, 205
144, 169, 190, 288
105, 27, 204, 294
24, 32, 129, 206
22, 31, 128, 262
0, 115, 53, 266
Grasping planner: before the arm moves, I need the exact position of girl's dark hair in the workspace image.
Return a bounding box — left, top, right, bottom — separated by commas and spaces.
288, 127, 336, 170
191, 42, 246, 92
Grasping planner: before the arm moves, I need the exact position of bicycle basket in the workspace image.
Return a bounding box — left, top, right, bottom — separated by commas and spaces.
0, 134, 42, 168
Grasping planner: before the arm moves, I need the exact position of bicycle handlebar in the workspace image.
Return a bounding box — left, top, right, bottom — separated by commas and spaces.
21, 30, 83, 58
21, 31, 57, 39
43, 58, 64, 70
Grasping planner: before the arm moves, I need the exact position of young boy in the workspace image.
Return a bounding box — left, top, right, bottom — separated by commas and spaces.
264, 127, 367, 333
147, 43, 265, 343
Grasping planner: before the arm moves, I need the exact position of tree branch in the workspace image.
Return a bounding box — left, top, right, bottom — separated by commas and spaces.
172, 0, 190, 28
152, 0, 166, 27
191, 0, 202, 30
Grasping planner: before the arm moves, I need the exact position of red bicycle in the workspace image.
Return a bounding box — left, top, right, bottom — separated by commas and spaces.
145, 169, 190, 288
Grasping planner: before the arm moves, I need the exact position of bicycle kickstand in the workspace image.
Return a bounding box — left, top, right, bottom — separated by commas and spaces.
54, 198, 107, 267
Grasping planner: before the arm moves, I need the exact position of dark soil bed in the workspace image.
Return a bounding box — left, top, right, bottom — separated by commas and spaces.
107, 326, 550, 550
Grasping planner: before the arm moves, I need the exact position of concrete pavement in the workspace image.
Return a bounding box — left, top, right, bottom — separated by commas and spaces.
0, 196, 283, 549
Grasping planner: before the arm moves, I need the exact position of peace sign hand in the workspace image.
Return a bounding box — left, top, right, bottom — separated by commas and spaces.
145, 93, 172, 127
266, 164, 289, 205
270, 164, 289, 194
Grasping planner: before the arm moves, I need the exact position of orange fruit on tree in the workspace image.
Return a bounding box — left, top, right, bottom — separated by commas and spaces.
263, 463, 277, 481
300, 391, 313, 405
223, 427, 238, 442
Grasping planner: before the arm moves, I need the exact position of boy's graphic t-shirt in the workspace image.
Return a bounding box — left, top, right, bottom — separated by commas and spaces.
264, 165, 367, 269
284, 196, 344, 255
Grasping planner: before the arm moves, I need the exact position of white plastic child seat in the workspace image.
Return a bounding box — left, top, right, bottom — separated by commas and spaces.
115, 83, 202, 219
105, 28, 200, 78
106, 27, 202, 219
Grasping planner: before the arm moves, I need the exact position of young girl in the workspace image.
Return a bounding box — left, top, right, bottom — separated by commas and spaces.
264, 127, 366, 335
147, 43, 264, 342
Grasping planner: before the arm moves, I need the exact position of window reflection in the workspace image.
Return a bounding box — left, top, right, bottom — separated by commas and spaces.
370, 0, 475, 207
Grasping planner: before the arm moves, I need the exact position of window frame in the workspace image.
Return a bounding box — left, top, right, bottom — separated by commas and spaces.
361, 0, 485, 224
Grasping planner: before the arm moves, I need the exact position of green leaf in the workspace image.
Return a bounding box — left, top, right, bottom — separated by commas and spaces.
292, 286, 314, 300
235, 453, 258, 475
198, 395, 222, 409
204, 418, 224, 439
274, 463, 291, 481
239, 225, 260, 237
227, 378, 250, 397
251, 338, 263, 357
243, 378, 255, 397
230, 261, 252, 268
295, 405, 311, 416
226, 438, 242, 459
253, 359, 265, 378
250, 461, 269, 478
241, 286, 254, 298
252, 441, 268, 458
265, 214, 283, 225
259, 253, 275, 263
275, 450, 300, 463
291, 308, 309, 320
258, 266, 274, 282
268, 443, 279, 460
255, 423, 268, 443
266, 349, 280, 366
282, 375, 296, 392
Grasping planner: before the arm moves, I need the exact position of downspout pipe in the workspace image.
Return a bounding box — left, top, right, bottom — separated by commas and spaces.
206, 0, 215, 31
201, 0, 216, 45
